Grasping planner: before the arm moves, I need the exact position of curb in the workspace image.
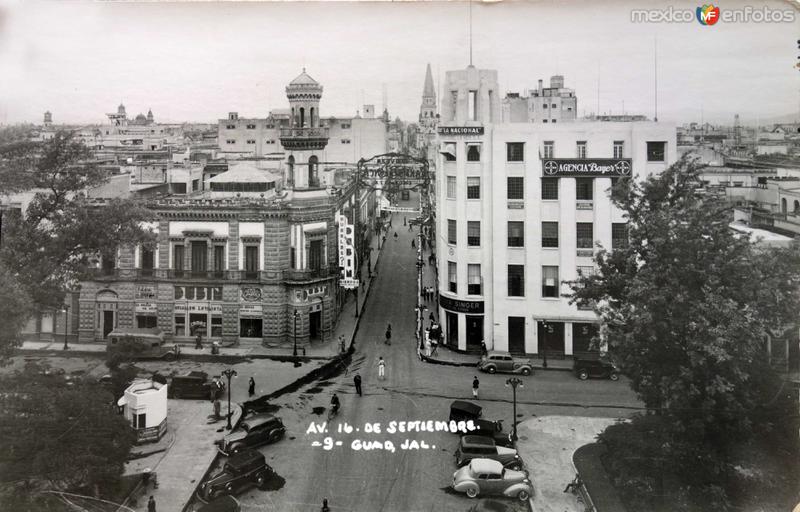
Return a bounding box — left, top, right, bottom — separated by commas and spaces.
420, 353, 574, 372
13, 347, 336, 364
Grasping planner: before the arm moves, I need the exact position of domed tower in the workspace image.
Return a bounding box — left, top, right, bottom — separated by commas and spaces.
146, 109, 154, 125
280, 69, 330, 189
43, 111, 53, 127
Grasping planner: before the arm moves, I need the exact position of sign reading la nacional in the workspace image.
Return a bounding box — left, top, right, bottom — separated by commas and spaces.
542, 159, 632, 177
437, 126, 484, 136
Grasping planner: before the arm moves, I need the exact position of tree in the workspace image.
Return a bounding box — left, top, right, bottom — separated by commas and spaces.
569, 154, 800, 509
0, 265, 33, 360
0, 362, 136, 509
0, 130, 155, 348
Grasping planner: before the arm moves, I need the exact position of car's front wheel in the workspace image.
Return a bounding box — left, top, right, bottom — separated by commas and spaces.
517, 490, 530, 501
521, 368, 531, 376
466, 487, 479, 498
486, 366, 496, 374
578, 369, 589, 380
508, 462, 523, 471
609, 372, 620, 381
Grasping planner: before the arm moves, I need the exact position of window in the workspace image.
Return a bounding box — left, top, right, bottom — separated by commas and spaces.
226, 124, 235, 129
543, 141, 554, 159
246, 139, 255, 144
613, 140, 624, 159
576, 141, 587, 159
543, 119, 548, 123
508, 221, 524, 247
468, 264, 482, 295
191, 241, 208, 272
551, 119, 557, 123
466, 177, 480, 199
446, 176, 456, 199
341, 123, 351, 129
442, 142, 456, 161
541, 222, 559, 248
244, 245, 259, 275
576, 178, 594, 201
646, 141, 666, 162
467, 143, 481, 162
265, 124, 274, 129
141, 247, 154, 274
211, 316, 222, 337
542, 266, 559, 298
468, 91, 478, 121
507, 265, 525, 297
341, 139, 351, 144
133, 412, 146, 429
541, 178, 559, 200
467, 221, 480, 246
551, 103, 557, 108
576, 223, 594, 249
507, 177, 524, 200
173, 245, 184, 272
226, 139, 235, 145
214, 245, 225, 273
266, 140, 275, 144
175, 315, 186, 336
612, 223, 628, 249
577, 266, 595, 278
507, 143, 524, 162
450, 91, 458, 121
448, 219, 457, 245
246, 124, 256, 129
448, 261, 457, 293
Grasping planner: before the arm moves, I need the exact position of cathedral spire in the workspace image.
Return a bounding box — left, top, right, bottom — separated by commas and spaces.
423, 63, 436, 99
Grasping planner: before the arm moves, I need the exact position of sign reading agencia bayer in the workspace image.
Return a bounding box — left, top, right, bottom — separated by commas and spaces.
541, 159, 632, 177
437, 126, 484, 136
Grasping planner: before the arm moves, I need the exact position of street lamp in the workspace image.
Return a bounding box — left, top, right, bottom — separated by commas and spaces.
62, 304, 70, 350
505, 377, 524, 442
293, 310, 299, 357
221, 368, 237, 430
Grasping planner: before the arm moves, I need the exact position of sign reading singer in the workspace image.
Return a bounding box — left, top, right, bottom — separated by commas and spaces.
541, 159, 632, 177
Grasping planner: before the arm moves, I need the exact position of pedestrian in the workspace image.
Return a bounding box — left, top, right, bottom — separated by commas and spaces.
148, 496, 156, 512
382, 235, 386, 246
354, 373, 362, 396
429, 312, 435, 323
213, 398, 221, 420
394, 232, 398, 240
411, 239, 415, 248
195, 332, 203, 350
384, 327, 392, 345
472, 376, 480, 399
321, 497, 330, 512
403, 216, 407, 226
378, 357, 385, 380
340, 335, 346, 353
480, 339, 487, 356
430, 338, 438, 356
248, 377, 255, 397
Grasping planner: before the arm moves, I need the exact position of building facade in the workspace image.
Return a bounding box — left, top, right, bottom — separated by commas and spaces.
436, 65, 676, 356
502, 75, 578, 124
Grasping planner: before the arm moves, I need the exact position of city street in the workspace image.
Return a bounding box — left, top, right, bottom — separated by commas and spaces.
233, 196, 642, 512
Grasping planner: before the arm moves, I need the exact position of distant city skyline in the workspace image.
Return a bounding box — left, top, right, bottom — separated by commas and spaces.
0, 0, 797, 126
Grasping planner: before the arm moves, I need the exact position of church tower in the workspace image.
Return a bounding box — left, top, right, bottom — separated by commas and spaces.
419, 63, 438, 133
279, 69, 329, 189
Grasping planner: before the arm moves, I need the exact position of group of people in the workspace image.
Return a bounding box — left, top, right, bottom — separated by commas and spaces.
421, 286, 436, 302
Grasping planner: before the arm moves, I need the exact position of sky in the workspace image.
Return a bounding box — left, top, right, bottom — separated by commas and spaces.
0, 0, 798, 126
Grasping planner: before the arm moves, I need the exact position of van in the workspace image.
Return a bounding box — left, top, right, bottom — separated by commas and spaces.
106, 328, 178, 361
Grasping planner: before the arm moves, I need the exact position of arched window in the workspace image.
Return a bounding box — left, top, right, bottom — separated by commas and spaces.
310, 107, 315, 128
794, 200, 799, 213
308, 155, 319, 188
300, 107, 306, 128
287, 155, 295, 187
291, 108, 295, 127
781, 198, 787, 214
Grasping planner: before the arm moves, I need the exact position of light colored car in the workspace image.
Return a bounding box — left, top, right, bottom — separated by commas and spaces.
452, 458, 532, 501
477, 350, 533, 376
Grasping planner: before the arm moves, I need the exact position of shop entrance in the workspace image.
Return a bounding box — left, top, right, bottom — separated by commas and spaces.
538, 321, 565, 357
102, 311, 114, 338
310, 310, 321, 341
136, 315, 157, 329
465, 315, 483, 350
508, 317, 526, 354
446, 312, 458, 347
240, 318, 263, 338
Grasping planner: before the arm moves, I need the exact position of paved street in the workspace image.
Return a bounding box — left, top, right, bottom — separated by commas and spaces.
232, 194, 642, 512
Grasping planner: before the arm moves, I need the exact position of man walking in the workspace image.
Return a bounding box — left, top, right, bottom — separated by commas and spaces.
472, 376, 480, 399
378, 357, 386, 380
248, 377, 255, 397
354, 373, 362, 396
194, 332, 203, 350
148, 496, 156, 512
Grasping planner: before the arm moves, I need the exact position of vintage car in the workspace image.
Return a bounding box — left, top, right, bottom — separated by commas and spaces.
449, 400, 482, 423
455, 435, 523, 470
196, 495, 241, 512
217, 414, 286, 455
452, 458, 532, 501
197, 450, 272, 502
573, 355, 620, 381
477, 351, 533, 376
466, 419, 514, 448
169, 371, 223, 400
106, 328, 179, 361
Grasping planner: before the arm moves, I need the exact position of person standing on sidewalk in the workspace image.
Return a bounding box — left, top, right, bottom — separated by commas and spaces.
354, 373, 362, 396
248, 377, 255, 396
378, 357, 386, 380
472, 376, 480, 399
195, 332, 203, 350
148, 496, 156, 512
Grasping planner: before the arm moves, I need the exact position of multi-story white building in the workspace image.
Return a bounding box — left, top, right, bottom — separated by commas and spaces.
435, 65, 676, 357
502, 75, 578, 124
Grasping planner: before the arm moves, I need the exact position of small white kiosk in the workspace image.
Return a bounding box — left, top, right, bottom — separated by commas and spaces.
118, 379, 168, 443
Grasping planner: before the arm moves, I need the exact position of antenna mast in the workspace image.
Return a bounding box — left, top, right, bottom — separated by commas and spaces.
469, 0, 473, 66
654, 36, 658, 122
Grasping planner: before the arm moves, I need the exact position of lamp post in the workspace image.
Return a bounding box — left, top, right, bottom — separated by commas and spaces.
221, 368, 237, 430
505, 377, 524, 442
293, 310, 299, 357
62, 304, 70, 350
540, 320, 548, 369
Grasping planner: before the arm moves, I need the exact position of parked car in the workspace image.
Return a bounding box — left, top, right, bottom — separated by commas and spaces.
449, 400, 482, 423
455, 435, 522, 470
573, 355, 620, 381
477, 351, 533, 376
106, 328, 179, 361
452, 458, 532, 501
169, 371, 222, 399
198, 450, 271, 502
466, 419, 514, 448
217, 414, 286, 455
196, 495, 241, 512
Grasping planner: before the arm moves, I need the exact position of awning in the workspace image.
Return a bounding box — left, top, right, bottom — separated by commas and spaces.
117, 396, 128, 407
440, 142, 456, 160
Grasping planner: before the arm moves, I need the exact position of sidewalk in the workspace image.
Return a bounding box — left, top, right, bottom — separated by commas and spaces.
420, 344, 574, 371
17, 229, 386, 362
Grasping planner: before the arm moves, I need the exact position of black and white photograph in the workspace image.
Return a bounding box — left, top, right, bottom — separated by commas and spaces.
0, 1, 799, 511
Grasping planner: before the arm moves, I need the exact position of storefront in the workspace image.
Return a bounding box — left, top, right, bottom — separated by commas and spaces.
174, 285, 223, 339
239, 286, 263, 339
440, 295, 484, 352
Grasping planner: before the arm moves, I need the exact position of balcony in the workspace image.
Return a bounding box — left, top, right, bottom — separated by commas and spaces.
279, 127, 329, 150
283, 267, 337, 283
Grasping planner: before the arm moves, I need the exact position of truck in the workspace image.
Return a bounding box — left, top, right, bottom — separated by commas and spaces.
106, 328, 179, 361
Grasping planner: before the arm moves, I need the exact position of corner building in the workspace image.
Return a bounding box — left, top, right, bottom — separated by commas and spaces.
436, 65, 676, 357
